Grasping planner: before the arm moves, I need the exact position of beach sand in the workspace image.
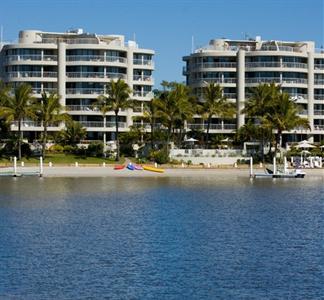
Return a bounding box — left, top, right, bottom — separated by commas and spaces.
38, 166, 324, 178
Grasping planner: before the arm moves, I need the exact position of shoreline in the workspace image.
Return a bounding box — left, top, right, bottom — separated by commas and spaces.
1, 166, 323, 178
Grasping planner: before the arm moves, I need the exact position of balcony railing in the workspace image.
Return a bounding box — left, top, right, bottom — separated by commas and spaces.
314, 79, 324, 85
6, 71, 57, 78
133, 91, 154, 98
192, 78, 237, 84
258, 45, 302, 52
66, 72, 126, 80
245, 78, 308, 84
187, 123, 236, 130
246, 62, 307, 69
133, 59, 154, 66
314, 110, 324, 115
32, 88, 58, 94
5, 54, 58, 62
314, 95, 324, 100
290, 94, 308, 101
314, 64, 324, 70
66, 55, 127, 63
79, 121, 127, 128
314, 125, 324, 130
133, 75, 153, 82
66, 88, 104, 95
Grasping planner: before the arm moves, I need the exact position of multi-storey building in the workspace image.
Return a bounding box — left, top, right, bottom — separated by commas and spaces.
0, 29, 154, 141
183, 37, 324, 143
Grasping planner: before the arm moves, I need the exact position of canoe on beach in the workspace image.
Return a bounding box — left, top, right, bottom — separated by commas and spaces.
114, 165, 125, 170
143, 165, 164, 173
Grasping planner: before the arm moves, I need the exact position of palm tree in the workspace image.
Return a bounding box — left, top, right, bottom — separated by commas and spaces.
155, 82, 193, 149
33, 92, 70, 158
60, 120, 86, 146
143, 97, 159, 150
0, 84, 35, 160
267, 92, 310, 154
243, 83, 279, 160
200, 83, 235, 147
96, 79, 132, 161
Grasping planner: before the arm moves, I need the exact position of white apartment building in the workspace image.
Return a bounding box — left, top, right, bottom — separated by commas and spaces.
0, 29, 154, 141
183, 37, 324, 143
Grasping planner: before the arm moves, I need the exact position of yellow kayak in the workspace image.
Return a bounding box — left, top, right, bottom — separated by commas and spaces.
143, 165, 165, 173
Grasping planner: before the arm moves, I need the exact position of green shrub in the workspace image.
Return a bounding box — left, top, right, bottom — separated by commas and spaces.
49, 144, 64, 153
87, 141, 104, 157
150, 149, 169, 164
63, 145, 76, 153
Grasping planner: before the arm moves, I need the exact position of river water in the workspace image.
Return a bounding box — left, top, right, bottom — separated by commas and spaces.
0, 176, 323, 299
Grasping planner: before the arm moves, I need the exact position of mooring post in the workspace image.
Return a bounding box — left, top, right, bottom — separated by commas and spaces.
39, 157, 43, 177
273, 156, 277, 175
284, 156, 287, 173
250, 156, 253, 178
13, 156, 17, 177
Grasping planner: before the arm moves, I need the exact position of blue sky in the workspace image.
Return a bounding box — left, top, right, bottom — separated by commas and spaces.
0, 0, 323, 88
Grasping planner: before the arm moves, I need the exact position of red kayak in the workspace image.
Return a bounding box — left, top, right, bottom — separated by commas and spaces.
114, 165, 125, 170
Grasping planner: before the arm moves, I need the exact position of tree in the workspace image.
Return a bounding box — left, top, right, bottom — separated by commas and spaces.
267, 92, 310, 153
96, 79, 132, 161
155, 82, 194, 149
60, 120, 86, 146
143, 97, 159, 149
0, 83, 35, 160
200, 83, 235, 147
33, 92, 70, 158
243, 83, 279, 160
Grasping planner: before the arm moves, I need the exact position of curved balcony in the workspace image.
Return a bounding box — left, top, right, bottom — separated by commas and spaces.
188, 62, 237, 71
66, 88, 104, 95
4, 54, 57, 64
6, 71, 57, 80
245, 77, 307, 85
66, 55, 127, 64
132, 91, 154, 99
79, 121, 127, 128
187, 123, 236, 131
190, 78, 237, 85
246, 62, 307, 69
66, 72, 126, 80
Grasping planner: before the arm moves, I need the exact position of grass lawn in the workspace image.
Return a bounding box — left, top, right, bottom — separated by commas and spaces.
0, 153, 125, 165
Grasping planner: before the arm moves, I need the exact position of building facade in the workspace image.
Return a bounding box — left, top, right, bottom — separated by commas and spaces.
183, 37, 324, 143
0, 29, 154, 141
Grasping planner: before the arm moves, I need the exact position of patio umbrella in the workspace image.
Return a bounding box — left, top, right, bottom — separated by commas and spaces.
296, 141, 315, 149
185, 138, 198, 142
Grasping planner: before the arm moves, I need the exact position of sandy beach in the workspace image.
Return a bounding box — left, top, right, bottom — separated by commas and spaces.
0, 165, 318, 178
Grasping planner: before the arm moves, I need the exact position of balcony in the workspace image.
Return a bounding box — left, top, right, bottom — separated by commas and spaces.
133, 75, 153, 82
258, 45, 303, 53
192, 78, 237, 85
314, 110, 324, 115
66, 72, 126, 80
79, 121, 127, 128
66, 55, 127, 63
66, 88, 104, 95
245, 62, 307, 69
189, 62, 237, 71
314, 79, 324, 85
245, 78, 308, 84
187, 123, 236, 130
5, 54, 57, 63
314, 125, 324, 130
314, 95, 324, 100
133, 59, 154, 67
314, 64, 324, 70
133, 91, 154, 98
6, 71, 57, 79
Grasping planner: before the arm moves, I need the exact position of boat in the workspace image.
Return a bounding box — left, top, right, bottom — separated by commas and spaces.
250, 156, 306, 179
143, 165, 165, 173
114, 165, 125, 170
127, 163, 135, 171
134, 165, 143, 170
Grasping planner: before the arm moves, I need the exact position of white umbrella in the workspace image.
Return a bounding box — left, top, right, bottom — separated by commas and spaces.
301, 150, 311, 155
221, 137, 233, 142
296, 142, 315, 149
185, 138, 198, 142
320, 145, 324, 149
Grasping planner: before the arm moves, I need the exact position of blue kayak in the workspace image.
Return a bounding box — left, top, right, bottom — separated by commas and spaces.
127, 163, 135, 170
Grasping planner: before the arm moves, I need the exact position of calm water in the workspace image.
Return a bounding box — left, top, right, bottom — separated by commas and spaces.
0, 175, 323, 299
